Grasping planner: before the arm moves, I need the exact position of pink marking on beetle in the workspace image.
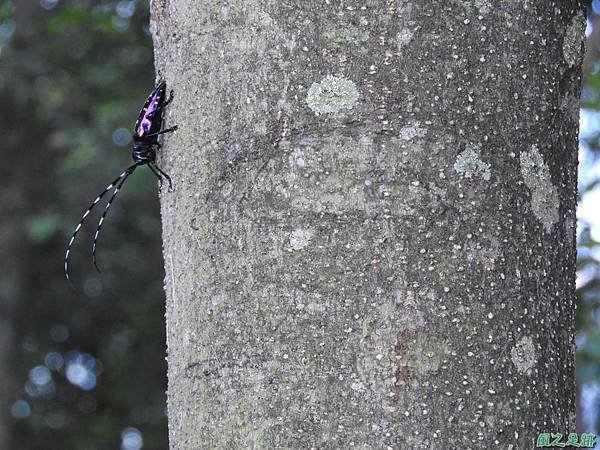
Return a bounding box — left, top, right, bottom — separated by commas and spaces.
137, 91, 162, 136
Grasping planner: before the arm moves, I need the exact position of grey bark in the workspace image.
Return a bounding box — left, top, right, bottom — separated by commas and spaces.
152, 1, 584, 448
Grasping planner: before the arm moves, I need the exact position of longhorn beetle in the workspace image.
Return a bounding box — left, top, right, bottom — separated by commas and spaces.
64, 81, 177, 281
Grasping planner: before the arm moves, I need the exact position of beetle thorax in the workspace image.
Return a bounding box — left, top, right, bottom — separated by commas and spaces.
132, 142, 155, 164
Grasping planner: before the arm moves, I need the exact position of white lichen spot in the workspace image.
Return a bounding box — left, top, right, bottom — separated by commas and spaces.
396, 29, 413, 49
450, 0, 491, 14
563, 12, 585, 67
474, 0, 491, 13
351, 382, 365, 392
465, 236, 500, 270
560, 93, 581, 124
453, 147, 491, 181
510, 336, 536, 374
290, 149, 306, 168
289, 228, 313, 251
359, 135, 373, 146
520, 145, 559, 232
399, 121, 427, 141
565, 215, 576, 247
306, 75, 359, 115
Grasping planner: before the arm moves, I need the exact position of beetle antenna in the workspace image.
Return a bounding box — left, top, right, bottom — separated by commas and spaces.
91, 165, 138, 273
64, 164, 138, 281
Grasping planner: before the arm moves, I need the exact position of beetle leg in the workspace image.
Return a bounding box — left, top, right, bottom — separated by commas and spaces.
150, 163, 173, 191
163, 90, 174, 106
148, 164, 164, 190
144, 125, 178, 138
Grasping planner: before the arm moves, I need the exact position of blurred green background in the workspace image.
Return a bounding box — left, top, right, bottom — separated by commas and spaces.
1, 0, 166, 448
3, 0, 600, 448
576, 1, 600, 436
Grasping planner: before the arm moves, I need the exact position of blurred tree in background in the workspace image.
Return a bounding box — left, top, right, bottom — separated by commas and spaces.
0, 0, 167, 448
579, 2, 600, 433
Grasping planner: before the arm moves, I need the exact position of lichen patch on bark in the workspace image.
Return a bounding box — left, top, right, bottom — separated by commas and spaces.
510, 336, 536, 375
396, 29, 413, 49
289, 228, 314, 251
453, 147, 491, 182
395, 331, 449, 389
306, 75, 359, 115
563, 12, 585, 67
519, 145, 559, 232
399, 121, 427, 141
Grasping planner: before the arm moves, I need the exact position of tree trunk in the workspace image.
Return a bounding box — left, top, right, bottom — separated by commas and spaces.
152, 1, 585, 448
